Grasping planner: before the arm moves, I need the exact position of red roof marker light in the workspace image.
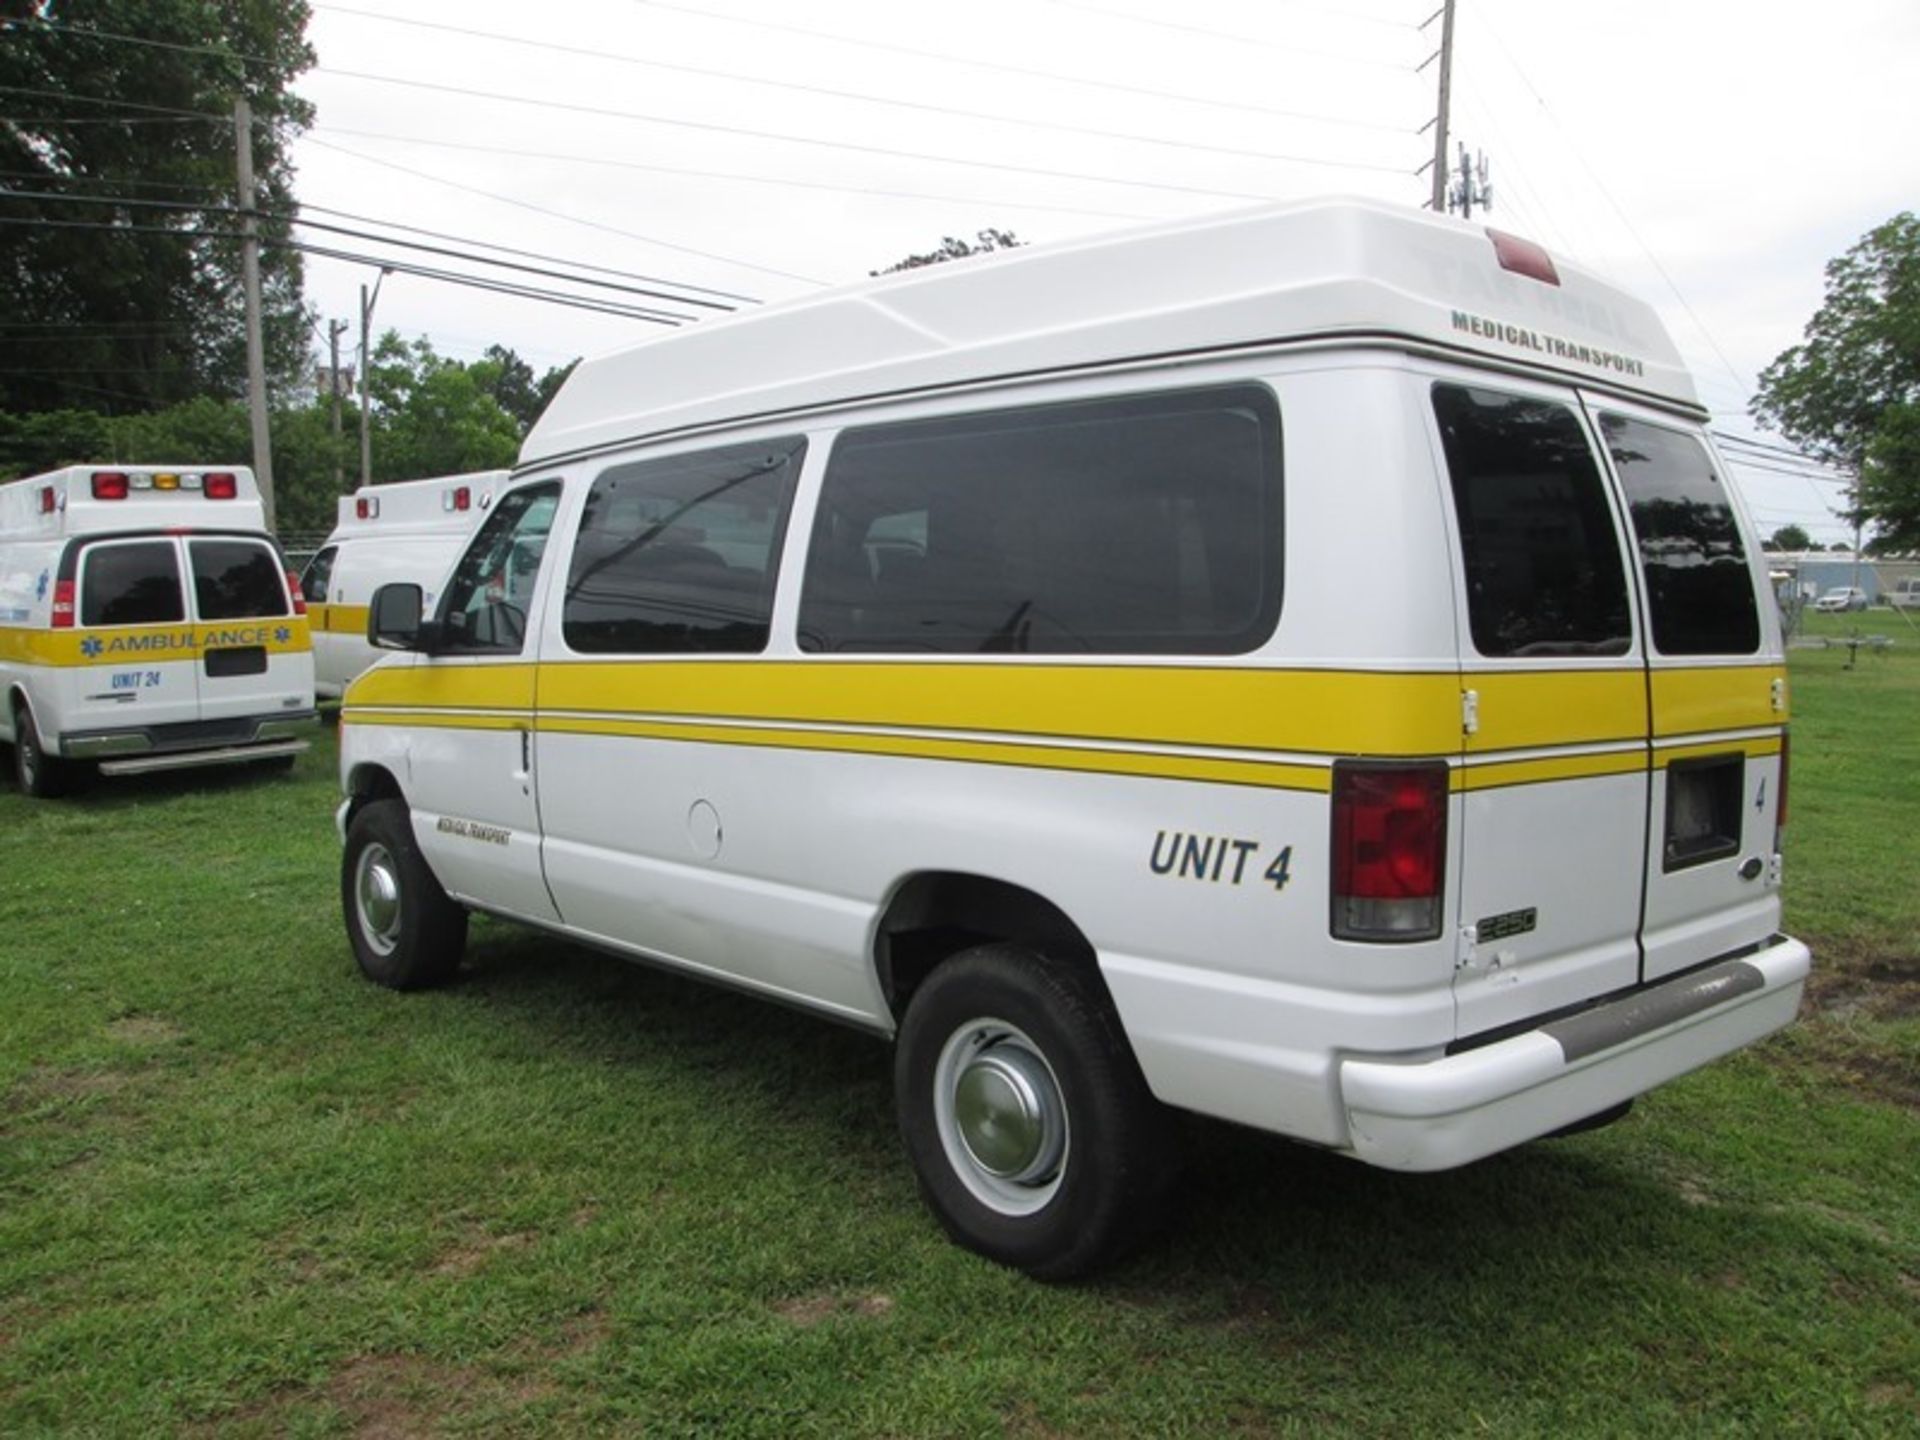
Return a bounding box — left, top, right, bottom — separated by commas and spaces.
1488, 228, 1561, 287
91, 471, 129, 500
204, 472, 238, 500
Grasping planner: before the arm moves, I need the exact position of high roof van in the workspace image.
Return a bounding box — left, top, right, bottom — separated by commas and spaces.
334, 198, 1810, 1276
0, 465, 315, 796
299, 471, 507, 699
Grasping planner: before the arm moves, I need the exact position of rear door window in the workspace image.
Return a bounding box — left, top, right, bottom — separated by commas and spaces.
1598, 414, 1760, 656
79, 540, 185, 626
1432, 383, 1631, 657
189, 539, 289, 620
300, 545, 337, 605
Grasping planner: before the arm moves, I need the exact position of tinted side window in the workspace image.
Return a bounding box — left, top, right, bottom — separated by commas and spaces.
190, 539, 289, 620
1600, 415, 1760, 656
1432, 383, 1631, 658
301, 545, 337, 604
563, 438, 805, 655
799, 386, 1281, 655
439, 483, 561, 655
80, 541, 184, 626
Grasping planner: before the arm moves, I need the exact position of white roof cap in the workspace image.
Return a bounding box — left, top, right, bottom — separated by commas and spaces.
523, 196, 1696, 465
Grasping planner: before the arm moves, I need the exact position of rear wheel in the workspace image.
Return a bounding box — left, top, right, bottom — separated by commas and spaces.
342, 798, 467, 989
895, 944, 1177, 1279
12, 703, 71, 799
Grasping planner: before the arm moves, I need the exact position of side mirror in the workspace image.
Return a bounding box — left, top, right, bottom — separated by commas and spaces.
368, 582, 431, 651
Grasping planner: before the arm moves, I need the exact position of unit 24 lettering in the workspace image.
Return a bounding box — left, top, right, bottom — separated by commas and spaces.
1150, 831, 1292, 891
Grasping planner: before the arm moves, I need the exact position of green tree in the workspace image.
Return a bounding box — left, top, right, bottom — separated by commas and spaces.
873, 228, 1024, 276
1766, 523, 1812, 551
365, 333, 521, 482
0, 0, 315, 414
1752, 213, 1920, 547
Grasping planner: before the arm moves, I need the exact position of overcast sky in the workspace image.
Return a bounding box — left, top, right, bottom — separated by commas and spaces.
287, 0, 1920, 541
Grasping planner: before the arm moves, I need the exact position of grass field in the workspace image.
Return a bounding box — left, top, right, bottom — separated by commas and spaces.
2, 637, 1916, 1436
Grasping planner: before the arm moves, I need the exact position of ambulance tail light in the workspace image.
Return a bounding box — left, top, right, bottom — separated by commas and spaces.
286, 570, 307, 617
356, 496, 379, 520
39, 485, 57, 514
203, 472, 238, 500
51, 579, 76, 629
91, 471, 129, 500
1331, 761, 1449, 943
1488, 228, 1560, 287
444, 486, 471, 513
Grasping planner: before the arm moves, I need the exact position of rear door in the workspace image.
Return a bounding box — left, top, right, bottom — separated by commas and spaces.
1587, 402, 1785, 982
1428, 377, 1652, 1038
185, 536, 312, 721
67, 537, 202, 732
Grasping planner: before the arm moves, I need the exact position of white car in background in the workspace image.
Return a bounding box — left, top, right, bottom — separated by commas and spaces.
1812, 586, 1868, 612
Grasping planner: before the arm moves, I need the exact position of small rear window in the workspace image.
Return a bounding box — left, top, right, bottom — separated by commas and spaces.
80, 541, 185, 627
189, 539, 289, 620
1599, 415, 1760, 656
1432, 383, 1631, 658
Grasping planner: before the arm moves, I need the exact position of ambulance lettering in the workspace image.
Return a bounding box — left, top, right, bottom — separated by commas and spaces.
1150, 831, 1293, 892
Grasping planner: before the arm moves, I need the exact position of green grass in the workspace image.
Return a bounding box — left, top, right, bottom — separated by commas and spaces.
2, 652, 1917, 1437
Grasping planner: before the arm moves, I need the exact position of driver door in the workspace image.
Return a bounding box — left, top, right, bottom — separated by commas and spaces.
402, 480, 562, 922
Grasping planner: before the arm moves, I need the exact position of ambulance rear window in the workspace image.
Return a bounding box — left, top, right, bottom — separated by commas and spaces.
1432, 383, 1632, 658
79, 541, 186, 627
1599, 414, 1760, 656
189, 539, 289, 620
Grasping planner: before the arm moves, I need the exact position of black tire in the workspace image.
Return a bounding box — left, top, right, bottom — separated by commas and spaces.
13, 703, 71, 799
895, 944, 1177, 1279
341, 798, 468, 989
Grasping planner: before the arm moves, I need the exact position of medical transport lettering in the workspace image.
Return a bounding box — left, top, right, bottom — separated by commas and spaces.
1150, 830, 1293, 891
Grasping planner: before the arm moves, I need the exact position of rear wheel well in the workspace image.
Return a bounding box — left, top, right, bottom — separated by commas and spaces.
875, 873, 1098, 1021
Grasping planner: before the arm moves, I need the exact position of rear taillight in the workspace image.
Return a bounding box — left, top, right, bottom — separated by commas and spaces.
203, 472, 238, 500
51, 579, 75, 629
1332, 761, 1449, 942
287, 570, 307, 617
91, 471, 129, 500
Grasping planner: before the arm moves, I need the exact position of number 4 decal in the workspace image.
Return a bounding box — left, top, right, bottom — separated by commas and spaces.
1264, 846, 1292, 892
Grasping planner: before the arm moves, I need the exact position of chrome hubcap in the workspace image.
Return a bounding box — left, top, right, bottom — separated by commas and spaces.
354, 843, 402, 956
934, 1019, 1068, 1215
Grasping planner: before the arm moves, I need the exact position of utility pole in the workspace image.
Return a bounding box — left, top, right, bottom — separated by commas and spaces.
358, 268, 389, 488
233, 97, 276, 531
327, 318, 348, 493
1418, 0, 1457, 212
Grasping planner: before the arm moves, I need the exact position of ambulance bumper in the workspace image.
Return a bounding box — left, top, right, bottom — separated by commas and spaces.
1339, 935, 1811, 1172
64, 712, 317, 767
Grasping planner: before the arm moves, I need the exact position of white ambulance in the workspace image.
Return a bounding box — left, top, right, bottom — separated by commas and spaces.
0, 465, 315, 796
300, 471, 507, 699
336, 198, 1810, 1276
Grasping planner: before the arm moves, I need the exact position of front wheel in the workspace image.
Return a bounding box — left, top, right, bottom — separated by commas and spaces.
895, 944, 1177, 1279
341, 798, 467, 989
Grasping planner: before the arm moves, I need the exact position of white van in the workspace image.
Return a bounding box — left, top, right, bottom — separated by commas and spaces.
0, 465, 315, 796
300, 471, 507, 699
336, 199, 1810, 1276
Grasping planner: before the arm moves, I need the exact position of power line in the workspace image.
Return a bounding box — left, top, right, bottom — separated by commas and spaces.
309, 64, 1419, 184
0, 166, 229, 199
286, 201, 758, 303
301, 138, 823, 288
0, 84, 227, 123
1711, 430, 1847, 465
309, 126, 1156, 223
1035, 0, 1420, 69
620, 0, 1418, 136
312, 2, 1418, 168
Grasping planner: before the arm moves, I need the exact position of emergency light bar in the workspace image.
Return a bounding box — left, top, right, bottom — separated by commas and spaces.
88, 470, 238, 500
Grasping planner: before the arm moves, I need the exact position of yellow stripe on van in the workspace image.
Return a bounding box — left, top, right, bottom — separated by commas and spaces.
1655, 737, 1783, 767
1467, 669, 1646, 753
0, 618, 311, 667
1651, 665, 1787, 736
533, 661, 1466, 756
1459, 748, 1648, 792
307, 602, 370, 636
345, 661, 538, 713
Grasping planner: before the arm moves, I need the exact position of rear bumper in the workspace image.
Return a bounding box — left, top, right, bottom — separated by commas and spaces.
63, 711, 317, 764
1339, 935, 1810, 1171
